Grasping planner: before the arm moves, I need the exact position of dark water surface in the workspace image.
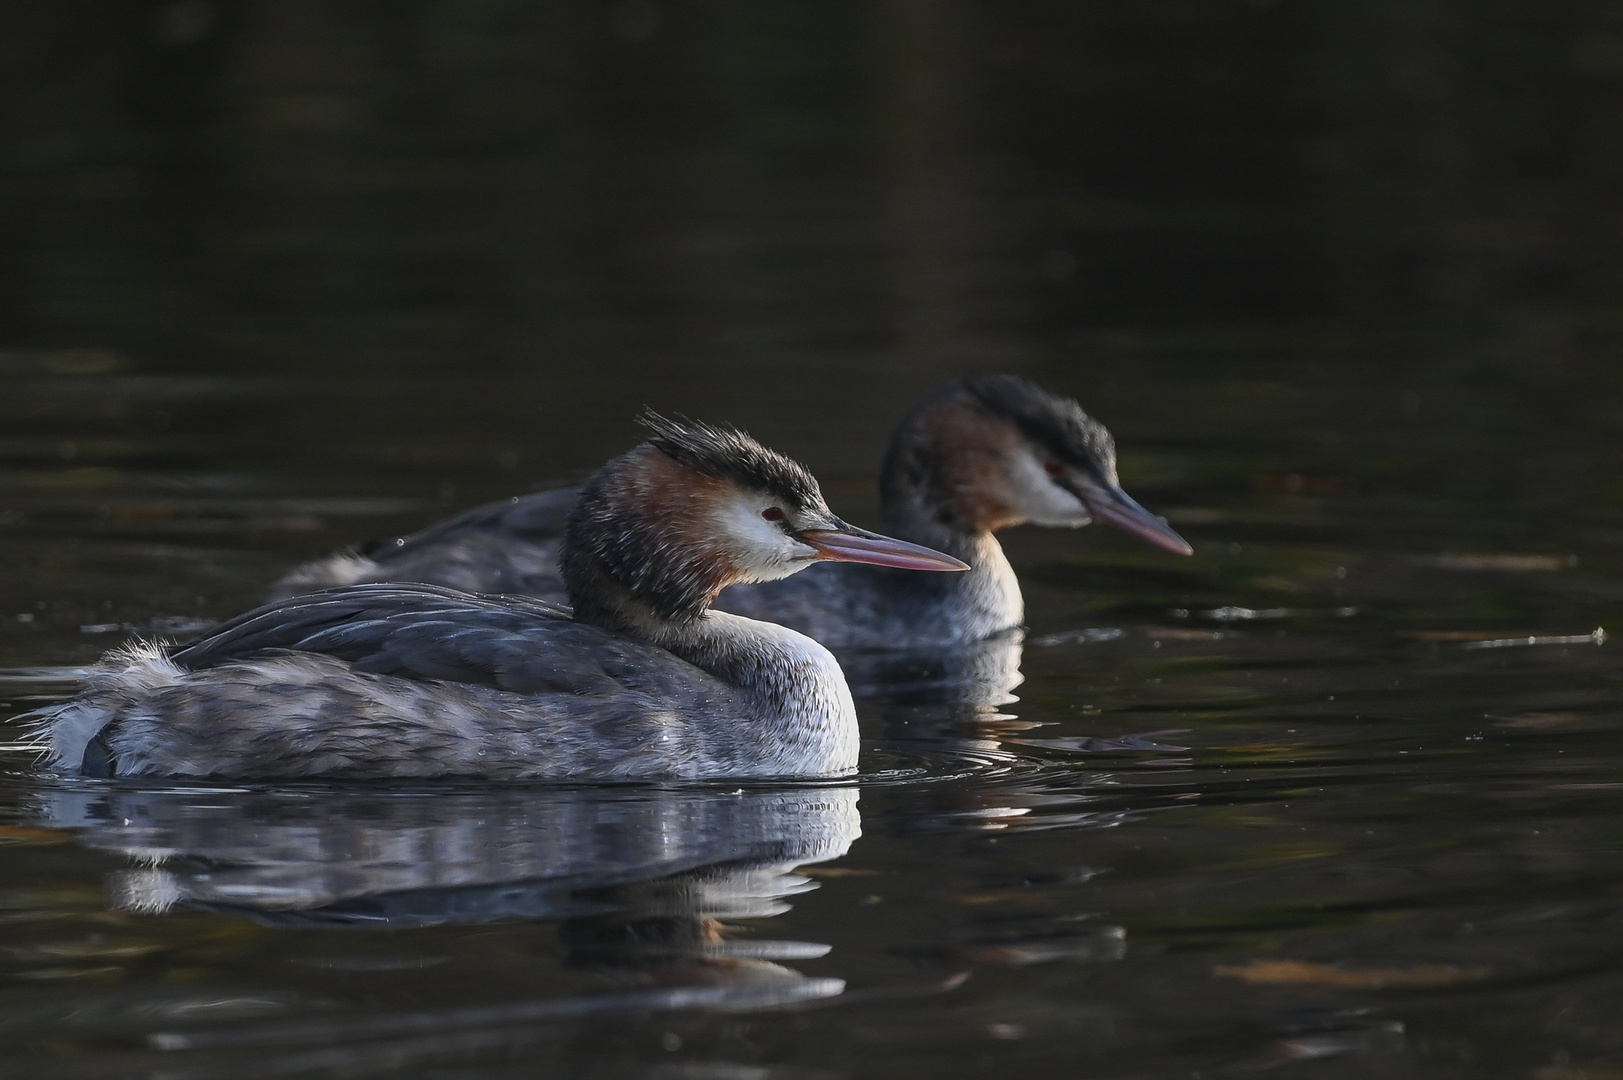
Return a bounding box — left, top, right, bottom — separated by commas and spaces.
5, 3, 1623, 1077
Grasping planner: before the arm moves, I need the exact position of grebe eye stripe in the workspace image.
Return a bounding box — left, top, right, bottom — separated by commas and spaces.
1044, 461, 1063, 477
762, 507, 785, 522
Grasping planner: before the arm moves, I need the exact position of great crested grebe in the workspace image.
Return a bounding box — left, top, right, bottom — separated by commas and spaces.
33, 415, 967, 781
268, 375, 1191, 648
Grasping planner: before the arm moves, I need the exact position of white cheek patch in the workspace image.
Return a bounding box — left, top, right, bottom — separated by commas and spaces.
712, 496, 819, 582
1007, 450, 1091, 528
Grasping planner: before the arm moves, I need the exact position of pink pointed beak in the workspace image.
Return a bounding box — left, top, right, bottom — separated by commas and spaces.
800, 524, 969, 572
1083, 485, 1194, 556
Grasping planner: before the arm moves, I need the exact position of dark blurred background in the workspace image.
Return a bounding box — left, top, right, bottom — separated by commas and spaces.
2, 0, 1622, 644
5, 1, 1613, 354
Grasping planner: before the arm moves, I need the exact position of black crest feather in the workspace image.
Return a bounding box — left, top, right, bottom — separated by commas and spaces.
960, 374, 1116, 479
638, 411, 823, 509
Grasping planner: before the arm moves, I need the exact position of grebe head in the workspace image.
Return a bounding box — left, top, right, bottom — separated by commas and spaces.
563, 413, 967, 632
885, 374, 1193, 555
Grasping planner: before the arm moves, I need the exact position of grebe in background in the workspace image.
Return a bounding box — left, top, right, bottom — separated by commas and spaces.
268, 375, 1191, 648
33, 415, 966, 781
717, 374, 1190, 647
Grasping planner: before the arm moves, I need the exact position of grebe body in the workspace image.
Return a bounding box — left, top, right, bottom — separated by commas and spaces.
35, 417, 965, 781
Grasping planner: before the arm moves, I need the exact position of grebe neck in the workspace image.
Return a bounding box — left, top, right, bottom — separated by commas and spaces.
560, 446, 732, 636
656, 611, 860, 775
878, 407, 1024, 633
874, 514, 1022, 635
878, 420, 1017, 579
664, 612, 850, 710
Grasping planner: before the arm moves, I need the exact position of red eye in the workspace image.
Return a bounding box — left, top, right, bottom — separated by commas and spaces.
1044, 461, 1063, 477
762, 507, 785, 522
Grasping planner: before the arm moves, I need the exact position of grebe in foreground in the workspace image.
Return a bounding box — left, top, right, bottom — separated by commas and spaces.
269, 375, 1192, 648
34, 416, 967, 781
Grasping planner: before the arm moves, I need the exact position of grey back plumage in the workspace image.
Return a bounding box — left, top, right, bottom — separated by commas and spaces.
47, 577, 848, 780
265, 487, 580, 603
359, 486, 580, 560
176, 583, 742, 705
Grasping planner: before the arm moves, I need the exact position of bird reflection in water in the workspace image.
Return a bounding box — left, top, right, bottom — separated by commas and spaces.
844, 627, 1031, 777
36, 783, 860, 1023
846, 629, 1158, 977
